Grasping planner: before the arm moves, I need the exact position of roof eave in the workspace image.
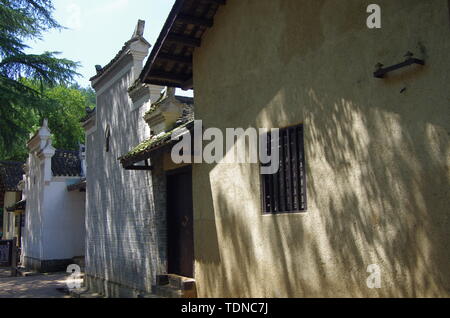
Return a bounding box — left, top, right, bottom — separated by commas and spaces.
140, 0, 226, 89
118, 120, 195, 167
139, 0, 186, 84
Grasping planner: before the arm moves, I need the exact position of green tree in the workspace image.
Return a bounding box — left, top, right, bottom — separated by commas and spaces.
39, 83, 92, 151
0, 80, 95, 161
0, 0, 79, 155
72, 83, 96, 107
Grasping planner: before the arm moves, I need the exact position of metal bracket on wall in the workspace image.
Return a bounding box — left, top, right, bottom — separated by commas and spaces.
125, 165, 153, 171
374, 51, 425, 78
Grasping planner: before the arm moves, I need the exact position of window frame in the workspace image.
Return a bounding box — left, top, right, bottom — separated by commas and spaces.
260, 123, 307, 215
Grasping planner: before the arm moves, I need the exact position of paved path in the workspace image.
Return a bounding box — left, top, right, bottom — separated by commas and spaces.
0, 268, 72, 298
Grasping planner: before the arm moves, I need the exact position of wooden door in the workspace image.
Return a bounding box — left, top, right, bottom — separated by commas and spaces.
167, 167, 194, 278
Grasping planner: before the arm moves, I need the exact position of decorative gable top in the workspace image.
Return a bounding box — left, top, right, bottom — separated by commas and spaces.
80, 107, 96, 123
143, 87, 193, 135
27, 118, 52, 153
90, 20, 151, 84
118, 93, 194, 168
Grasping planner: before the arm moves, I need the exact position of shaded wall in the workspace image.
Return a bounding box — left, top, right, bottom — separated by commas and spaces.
193, 0, 450, 297
23, 154, 44, 263
85, 56, 167, 297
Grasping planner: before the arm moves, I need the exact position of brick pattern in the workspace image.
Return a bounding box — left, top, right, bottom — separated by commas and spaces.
85, 68, 167, 295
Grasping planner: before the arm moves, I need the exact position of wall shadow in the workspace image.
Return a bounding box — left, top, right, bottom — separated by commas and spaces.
192, 0, 450, 297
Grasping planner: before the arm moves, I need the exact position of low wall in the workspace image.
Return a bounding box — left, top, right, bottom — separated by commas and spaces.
85, 273, 151, 298
24, 256, 72, 273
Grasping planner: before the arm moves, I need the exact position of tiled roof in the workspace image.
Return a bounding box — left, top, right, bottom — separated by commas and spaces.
80, 107, 96, 123
146, 94, 194, 117
175, 96, 194, 105
0, 161, 24, 192
119, 108, 194, 168
67, 178, 86, 192
52, 150, 82, 177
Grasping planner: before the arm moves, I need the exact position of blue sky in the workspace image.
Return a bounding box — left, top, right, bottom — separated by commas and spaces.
26, 0, 182, 91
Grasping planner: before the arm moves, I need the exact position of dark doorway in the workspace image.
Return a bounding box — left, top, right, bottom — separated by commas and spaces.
166, 166, 194, 278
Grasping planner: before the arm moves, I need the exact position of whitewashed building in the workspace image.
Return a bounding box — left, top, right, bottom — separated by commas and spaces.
83, 20, 166, 297
22, 119, 86, 272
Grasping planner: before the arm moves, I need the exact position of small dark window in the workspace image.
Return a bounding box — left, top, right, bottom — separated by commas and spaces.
261, 124, 307, 214
105, 125, 111, 153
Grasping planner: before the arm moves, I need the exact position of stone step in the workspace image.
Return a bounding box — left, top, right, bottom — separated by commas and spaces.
154, 274, 197, 298
157, 274, 195, 290
137, 293, 165, 298
169, 275, 195, 291
156, 274, 170, 286
152, 285, 184, 298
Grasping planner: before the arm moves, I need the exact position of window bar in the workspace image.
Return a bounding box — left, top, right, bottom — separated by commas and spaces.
279, 130, 287, 213
290, 127, 299, 211
272, 132, 280, 213
285, 128, 293, 212
298, 126, 307, 210
267, 133, 275, 213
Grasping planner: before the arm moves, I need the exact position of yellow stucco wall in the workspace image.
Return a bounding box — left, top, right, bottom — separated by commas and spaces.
192, 0, 450, 297
2, 192, 20, 240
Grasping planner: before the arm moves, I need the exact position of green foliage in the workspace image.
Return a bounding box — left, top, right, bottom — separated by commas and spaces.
0, 0, 80, 157
72, 83, 96, 108
38, 83, 93, 152
0, 80, 95, 161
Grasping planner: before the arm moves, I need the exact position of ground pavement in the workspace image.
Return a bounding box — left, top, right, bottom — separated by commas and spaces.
0, 268, 72, 298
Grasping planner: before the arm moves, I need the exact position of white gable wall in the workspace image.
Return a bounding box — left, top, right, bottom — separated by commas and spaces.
23, 122, 86, 272
86, 32, 166, 296
23, 153, 45, 262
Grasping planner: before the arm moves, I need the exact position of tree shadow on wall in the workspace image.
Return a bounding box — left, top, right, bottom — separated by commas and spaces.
194, 0, 449, 297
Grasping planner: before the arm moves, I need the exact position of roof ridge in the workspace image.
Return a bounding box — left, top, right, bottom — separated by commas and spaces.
0, 161, 24, 165
51, 149, 82, 177
55, 149, 79, 153
90, 29, 151, 82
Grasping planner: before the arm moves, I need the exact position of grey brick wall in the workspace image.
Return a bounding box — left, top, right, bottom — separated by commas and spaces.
85, 63, 167, 296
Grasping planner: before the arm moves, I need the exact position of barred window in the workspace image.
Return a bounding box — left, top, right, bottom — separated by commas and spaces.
261, 124, 307, 214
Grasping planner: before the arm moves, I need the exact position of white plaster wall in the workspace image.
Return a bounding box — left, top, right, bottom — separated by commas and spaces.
42, 179, 86, 260
23, 154, 44, 260
23, 150, 86, 263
